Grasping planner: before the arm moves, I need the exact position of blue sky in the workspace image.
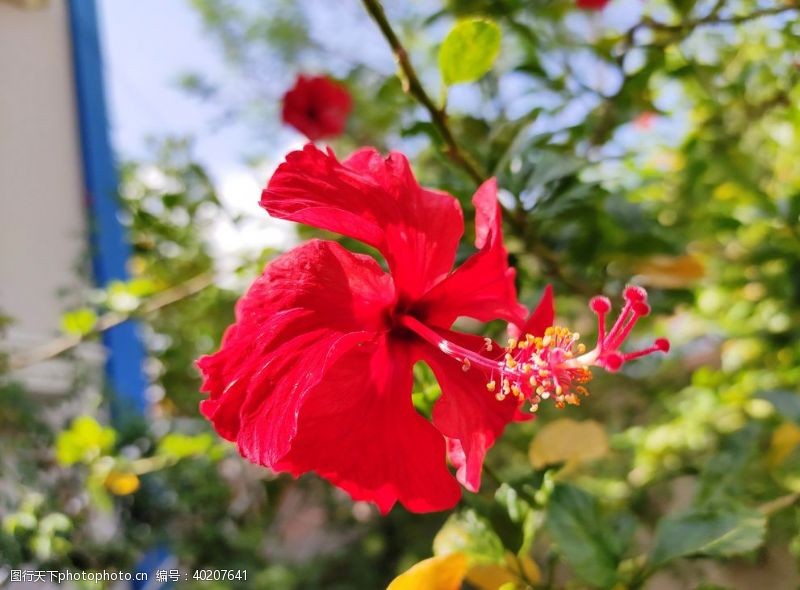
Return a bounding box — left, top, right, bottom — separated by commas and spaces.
99, 0, 250, 174
98, 0, 305, 266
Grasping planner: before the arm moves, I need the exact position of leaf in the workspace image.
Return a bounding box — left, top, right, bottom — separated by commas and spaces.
387, 553, 468, 590
529, 418, 609, 469
465, 493, 525, 554
156, 432, 215, 461
104, 471, 141, 496
545, 484, 624, 588
768, 422, 800, 468
465, 562, 516, 590
60, 308, 97, 336
466, 554, 540, 590
648, 508, 767, 568
55, 416, 116, 466
758, 391, 800, 422
504, 552, 541, 585
439, 18, 501, 86
634, 254, 705, 289
433, 509, 505, 563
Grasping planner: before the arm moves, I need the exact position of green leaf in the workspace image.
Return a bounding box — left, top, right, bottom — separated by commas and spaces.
156, 432, 215, 461
439, 18, 501, 86
545, 484, 625, 589
55, 416, 116, 466
464, 493, 525, 554
433, 508, 505, 563
648, 508, 767, 568
60, 308, 97, 336
759, 390, 800, 422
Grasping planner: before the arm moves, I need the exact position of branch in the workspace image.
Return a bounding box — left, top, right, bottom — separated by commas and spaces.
646, 3, 797, 32
361, 0, 594, 295
7, 272, 215, 370
360, 0, 486, 185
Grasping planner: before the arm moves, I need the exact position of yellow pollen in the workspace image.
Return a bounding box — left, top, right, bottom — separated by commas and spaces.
495, 392, 506, 401
462, 358, 471, 372
505, 354, 518, 369
486, 380, 496, 392
484, 337, 493, 351
507, 337, 518, 350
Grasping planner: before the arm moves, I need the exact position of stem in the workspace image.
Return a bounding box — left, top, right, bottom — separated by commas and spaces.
360, 0, 487, 185
647, 4, 797, 32
7, 272, 214, 370
360, 0, 594, 295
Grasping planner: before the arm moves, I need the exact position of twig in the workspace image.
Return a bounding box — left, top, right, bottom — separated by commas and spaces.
7, 272, 215, 370
361, 0, 594, 295
360, 0, 486, 185
646, 4, 797, 32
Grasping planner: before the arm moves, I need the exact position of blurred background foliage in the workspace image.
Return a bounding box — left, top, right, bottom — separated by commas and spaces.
2, 0, 800, 588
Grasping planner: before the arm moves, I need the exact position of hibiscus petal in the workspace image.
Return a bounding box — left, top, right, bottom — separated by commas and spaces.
261, 144, 464, 300
417, 178, 526, 328
419, 330, 518, 493
197, 239, 394, 465
522, 284, 554, 336
276, 335, 461, 514
509, 285, 554, 339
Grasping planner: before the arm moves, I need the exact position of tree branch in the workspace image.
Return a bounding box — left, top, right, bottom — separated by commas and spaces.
360, 0, 486, 185
646, 3, 797, 32
360, 0, 594, 295
7, 272, 215, 370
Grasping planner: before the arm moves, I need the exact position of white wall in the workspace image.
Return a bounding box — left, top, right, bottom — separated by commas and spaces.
0, 1, 96, 393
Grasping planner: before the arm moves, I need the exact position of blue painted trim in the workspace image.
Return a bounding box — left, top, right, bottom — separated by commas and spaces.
67, 0, 148, 417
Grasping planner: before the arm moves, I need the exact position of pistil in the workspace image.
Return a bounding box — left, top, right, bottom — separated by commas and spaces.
399, 285, 669, 414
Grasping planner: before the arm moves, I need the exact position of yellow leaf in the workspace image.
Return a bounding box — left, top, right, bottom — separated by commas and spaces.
634, 255, 705, 289
768, 422, 800, 468
466, 563, 515, 590
529, 418, 608, 469
465, 554, 540, 590
387, 553, 468, 590
504, 553, 540, 584
104, 471, 140, 496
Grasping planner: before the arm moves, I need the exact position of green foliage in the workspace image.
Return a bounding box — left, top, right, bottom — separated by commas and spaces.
439, 18, 502, 86
648, 507, 767, 567
60, 308, 97, 336
55, 417, 116, 466
3, 0, 800, 587
545, 484, 633, 588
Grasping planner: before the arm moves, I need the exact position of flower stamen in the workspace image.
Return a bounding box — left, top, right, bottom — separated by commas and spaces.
397, 285, 668, 415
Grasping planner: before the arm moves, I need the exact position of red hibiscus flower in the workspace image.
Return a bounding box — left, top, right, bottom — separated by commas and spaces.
198, 144, 526, 514
577, 0, 610, 10
281, 75, 352, 141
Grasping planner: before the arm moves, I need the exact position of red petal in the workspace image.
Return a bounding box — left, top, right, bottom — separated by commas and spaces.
261, 145, 464, 300
420, 330, 518, 493
197, 239, 394, 464
518, 285, 554, 337
276, 335, 461, 514
418, 179, 526, 328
